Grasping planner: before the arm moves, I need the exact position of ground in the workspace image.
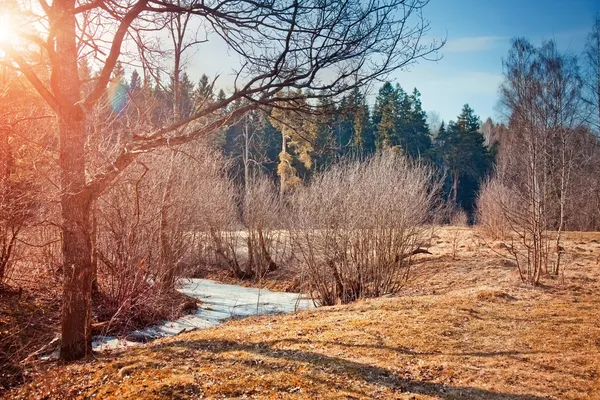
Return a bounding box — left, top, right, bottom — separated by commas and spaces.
4, 227, 600, 399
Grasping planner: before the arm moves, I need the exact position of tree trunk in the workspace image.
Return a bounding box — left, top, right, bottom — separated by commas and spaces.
59, 113, 93, 361
55, 0, 93, 361
452, 171, 459, 204
280, 133, 287, 196
160, 151, 176, 291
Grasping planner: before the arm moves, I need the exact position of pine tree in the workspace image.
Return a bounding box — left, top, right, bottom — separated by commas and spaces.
373, 82, 431, 158
109, 62, 127, 115
336, 95, 354, 155
178, 71, 196, 118
348, 88, 375, 156
437, 104, 492, 213
404, 88, 432, 158
312, 97, 338, 170
129, 70, 141, 93
216, 89, 227, 106
373, 82, 398, 150
194, 74, 213, 108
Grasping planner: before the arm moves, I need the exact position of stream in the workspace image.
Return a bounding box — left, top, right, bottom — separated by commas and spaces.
91, 279, 314, 351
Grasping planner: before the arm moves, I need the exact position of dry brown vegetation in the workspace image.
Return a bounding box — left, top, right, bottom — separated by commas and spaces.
5, 226, 600, 399
290, 153, 440, 305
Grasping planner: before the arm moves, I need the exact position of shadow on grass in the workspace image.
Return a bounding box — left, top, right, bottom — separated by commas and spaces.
266, 337, 559, 359
150, 338, 550, 400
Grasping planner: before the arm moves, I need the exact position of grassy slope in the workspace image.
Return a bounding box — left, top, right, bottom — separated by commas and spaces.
7, 228, 600, 399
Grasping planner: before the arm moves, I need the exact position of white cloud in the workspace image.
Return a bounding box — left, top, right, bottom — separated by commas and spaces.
385, 69, 504, 121
419, 71, 503, 95
444, 36, 507, 53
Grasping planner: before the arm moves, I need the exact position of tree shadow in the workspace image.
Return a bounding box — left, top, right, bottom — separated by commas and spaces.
150, 338, 550, 400
264, 337, 558, 359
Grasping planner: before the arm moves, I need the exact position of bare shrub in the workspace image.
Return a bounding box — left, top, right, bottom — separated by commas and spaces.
93, 141, 239, 332
0, 181, 37, 284
290, 151, 439, 305
14, 224, 62, 289
187, 162, 240, 276
449, 208, 469, 227
94, 164, 164, 331
475, 178, 516, 240
239, 174, 287, 280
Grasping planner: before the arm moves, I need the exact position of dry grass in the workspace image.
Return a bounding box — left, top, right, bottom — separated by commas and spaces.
5, 227, 600, 399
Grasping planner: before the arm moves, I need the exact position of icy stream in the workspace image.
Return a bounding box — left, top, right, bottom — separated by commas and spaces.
91, 279, 314, 351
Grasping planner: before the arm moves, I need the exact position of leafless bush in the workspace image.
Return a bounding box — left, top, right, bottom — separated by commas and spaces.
94, 164, 163, 330
238, 174, 288, 280
430, 199, 454, 226
449, 208, 469, 227
0, 181, 38, 284
92, 141, 239, 330
478, 172, 553, 285
476, 178, 516, 240
188, 164, 240, 276
290, 151, 439, 305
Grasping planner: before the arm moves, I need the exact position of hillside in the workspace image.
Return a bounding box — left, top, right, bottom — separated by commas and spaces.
6, 228, 600, 399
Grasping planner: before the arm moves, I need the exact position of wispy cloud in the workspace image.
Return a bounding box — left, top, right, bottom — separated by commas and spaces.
391, 69, 504, 121
444, 36, 507, 53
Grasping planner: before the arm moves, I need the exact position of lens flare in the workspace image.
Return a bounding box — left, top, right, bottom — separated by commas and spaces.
108, 80, 127, 114
0, 10, 16, 45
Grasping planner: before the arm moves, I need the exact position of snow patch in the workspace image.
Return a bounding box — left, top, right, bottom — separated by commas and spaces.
92, 278, 313, 352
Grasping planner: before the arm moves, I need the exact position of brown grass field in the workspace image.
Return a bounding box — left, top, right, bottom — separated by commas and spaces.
5, 227, 600, 399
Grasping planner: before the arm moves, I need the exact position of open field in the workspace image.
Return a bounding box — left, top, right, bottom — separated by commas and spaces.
4, 227, 600, 399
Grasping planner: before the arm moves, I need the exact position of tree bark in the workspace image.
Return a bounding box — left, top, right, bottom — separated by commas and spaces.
280, 133, 287, 196
452, 171, 459, 204
55, 0, 94, 361
59, 113, 93, 361
160, 151, 176, 291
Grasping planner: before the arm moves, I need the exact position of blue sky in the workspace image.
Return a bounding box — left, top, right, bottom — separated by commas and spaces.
183, 1, 600, 124
392, 0, 600, 123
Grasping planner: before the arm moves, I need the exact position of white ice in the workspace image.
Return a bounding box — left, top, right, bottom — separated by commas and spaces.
91, 278, 314, 352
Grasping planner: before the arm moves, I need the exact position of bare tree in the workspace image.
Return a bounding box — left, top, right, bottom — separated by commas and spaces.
158, 6, 208, 291
583, 14, 600, 133
493, 38, 584, 284
427, 110, 442, 138
2, 0, 442, 360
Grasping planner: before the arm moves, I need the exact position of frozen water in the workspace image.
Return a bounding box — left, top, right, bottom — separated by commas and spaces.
92, 278, 313, 352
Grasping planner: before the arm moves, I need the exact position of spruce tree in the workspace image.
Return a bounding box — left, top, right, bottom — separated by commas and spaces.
404, 88, 432, 158
373, 82, 398, 150
436, 104, 492, 214
129, 70, 141, 93
194, 74, 213, 107
351, 89, 375, 155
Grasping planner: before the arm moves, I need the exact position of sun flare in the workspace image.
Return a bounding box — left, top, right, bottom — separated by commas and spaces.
0, 11, 16, 45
